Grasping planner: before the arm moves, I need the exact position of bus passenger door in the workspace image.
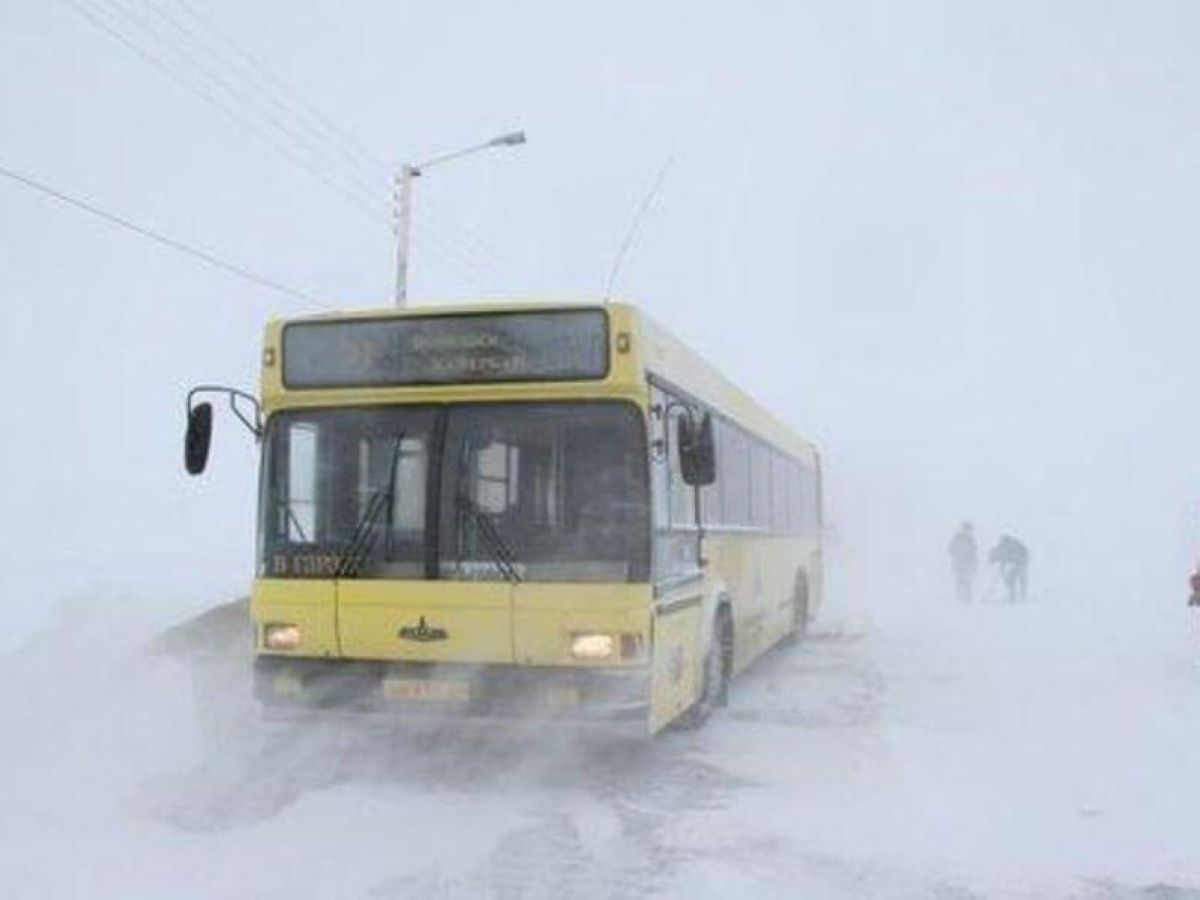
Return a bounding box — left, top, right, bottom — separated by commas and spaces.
649, 578, 705, 732
648, 386, 707, 730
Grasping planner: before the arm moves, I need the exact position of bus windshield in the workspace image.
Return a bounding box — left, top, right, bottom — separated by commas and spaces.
258, 402, 649, 583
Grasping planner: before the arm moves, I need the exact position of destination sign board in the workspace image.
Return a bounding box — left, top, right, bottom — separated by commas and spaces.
282, 309, 609, 388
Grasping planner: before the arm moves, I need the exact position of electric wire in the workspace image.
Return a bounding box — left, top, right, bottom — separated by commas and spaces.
419, 197, 512, 275
167, 0, 391, 176
62, 0, 387, 223
152, 0, 511, 277
0, 162, 328, 308
411, 223, 494, 294
135, 0, 383, 198
97, 0, 388, 209
62, 0, 512, 291
159, 0, 513, 277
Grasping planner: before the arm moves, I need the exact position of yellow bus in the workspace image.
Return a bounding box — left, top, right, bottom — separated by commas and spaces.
184, 302, 822, 734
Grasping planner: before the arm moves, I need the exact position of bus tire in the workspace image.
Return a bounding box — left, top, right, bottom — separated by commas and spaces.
677, 606, 732, 730
789, 571, 810, 640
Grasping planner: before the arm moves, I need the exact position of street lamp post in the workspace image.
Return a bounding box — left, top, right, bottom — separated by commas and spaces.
393, 130, 526, 307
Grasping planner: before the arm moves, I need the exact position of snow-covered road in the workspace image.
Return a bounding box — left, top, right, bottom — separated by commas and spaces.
2, 587, 1198, 898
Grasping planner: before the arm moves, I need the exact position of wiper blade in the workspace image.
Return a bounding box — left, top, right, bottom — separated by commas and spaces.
337, 431, 406, 578
454, 493, 522, 584
336, 488, 389, 577
274, 496, 310, 543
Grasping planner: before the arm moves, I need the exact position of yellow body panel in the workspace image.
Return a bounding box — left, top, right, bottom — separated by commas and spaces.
512, 583, 650, 667
252, 579, 339, 657
649, 598, 704, 733
337, 580, 513, 663
704, 533, 822, 673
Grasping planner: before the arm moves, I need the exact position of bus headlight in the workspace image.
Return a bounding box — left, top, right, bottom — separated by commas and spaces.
570, 633, 615, 660
264, 623, 302, 650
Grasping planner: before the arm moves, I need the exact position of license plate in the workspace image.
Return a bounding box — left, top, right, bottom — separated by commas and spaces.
382, 678, 470, 703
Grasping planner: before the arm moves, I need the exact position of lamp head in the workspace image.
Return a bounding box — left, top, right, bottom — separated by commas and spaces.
490, 130, 526, 147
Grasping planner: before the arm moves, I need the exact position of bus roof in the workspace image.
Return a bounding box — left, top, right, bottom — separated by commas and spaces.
264, 299, 819, 464
626, 306, 818, 464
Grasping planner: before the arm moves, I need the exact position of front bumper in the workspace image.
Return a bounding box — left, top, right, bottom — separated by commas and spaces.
253, 656, 650, 723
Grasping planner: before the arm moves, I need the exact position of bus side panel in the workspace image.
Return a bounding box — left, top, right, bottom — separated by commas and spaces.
649, 599, 703, 733
706, 534, 817, 665
512, 583, 651, 667
251, 578, 339, 657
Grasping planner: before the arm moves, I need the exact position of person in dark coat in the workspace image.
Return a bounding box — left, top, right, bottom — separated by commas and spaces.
990, 534, 1029, 603
948, 522, 978, 604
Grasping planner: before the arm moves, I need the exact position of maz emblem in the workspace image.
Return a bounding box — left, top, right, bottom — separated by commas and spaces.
398, 616, 449, 642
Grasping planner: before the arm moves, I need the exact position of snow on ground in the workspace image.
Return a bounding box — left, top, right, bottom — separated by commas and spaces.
1, 575, 1199, 899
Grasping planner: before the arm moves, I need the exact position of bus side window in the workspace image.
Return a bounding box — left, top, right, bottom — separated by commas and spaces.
800, 464, 820, 537
750, 440, 771, 531
720, 423, 751, 528
787, 461, 803, 534
769, 452, 789, 534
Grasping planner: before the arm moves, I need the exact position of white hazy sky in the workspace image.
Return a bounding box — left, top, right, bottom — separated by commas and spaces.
1, 1, 1197, 612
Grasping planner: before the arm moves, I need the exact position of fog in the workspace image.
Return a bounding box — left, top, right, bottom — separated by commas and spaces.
2, 1, 1199, 896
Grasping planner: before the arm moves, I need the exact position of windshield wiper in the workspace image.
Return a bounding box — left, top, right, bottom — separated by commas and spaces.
454, 493, 522, 584
336, 432, 405, 578
336, 488, 389, 577
274, 497, 310, 543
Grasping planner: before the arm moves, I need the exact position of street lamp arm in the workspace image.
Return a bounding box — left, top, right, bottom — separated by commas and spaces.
414, 130, 526, 172
392, 128, 526, 307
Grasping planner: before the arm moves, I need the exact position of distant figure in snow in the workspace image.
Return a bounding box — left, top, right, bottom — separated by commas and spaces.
989, 534, 1029, 603
948, 522, 978, 604
1189, 565, 1200, 608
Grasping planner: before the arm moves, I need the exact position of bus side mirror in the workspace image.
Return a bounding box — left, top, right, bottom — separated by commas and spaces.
185, 402, 213, 475
679, 412, 716, 487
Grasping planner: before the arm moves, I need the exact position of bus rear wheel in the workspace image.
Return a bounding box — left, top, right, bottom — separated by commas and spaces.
791, 572, 810, 637
677, 607, 732, 730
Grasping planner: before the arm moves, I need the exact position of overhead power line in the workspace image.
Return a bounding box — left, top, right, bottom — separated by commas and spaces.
167, 0, 389, 176
77, 0, 506, 274
61, 0, 514, 293
156, 1, 516, 276
62, 0, 386, 223
0, 162, 327, 308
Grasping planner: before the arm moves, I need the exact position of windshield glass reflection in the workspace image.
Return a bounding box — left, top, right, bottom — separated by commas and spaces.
258, 402, 649, 583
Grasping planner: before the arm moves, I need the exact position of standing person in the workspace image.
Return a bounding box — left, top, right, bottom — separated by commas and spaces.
948, 522, 978, 604
990, 534, 1030, 603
